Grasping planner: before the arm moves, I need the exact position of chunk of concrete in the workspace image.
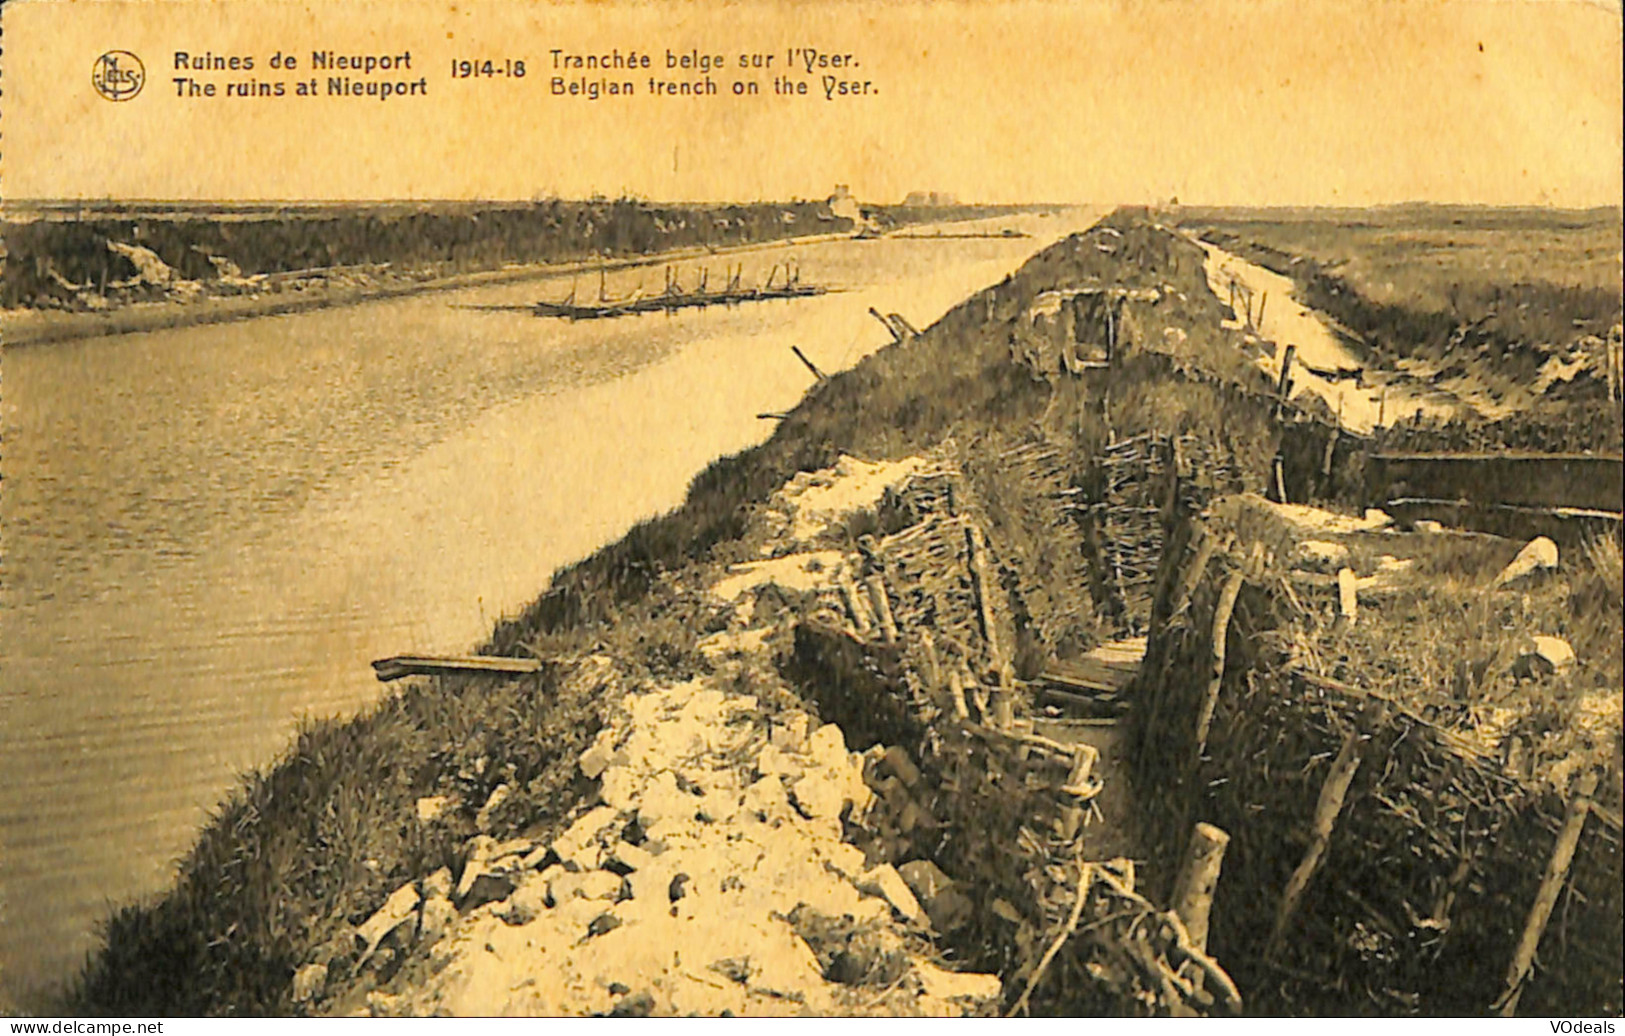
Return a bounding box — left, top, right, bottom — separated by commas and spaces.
460, 871, 518, 912
896, 859, 973, 931
770, 711, 812, 753
605, 840, 655, 874
1496, 537, 1560, 588
420, 866, 454, 901
1512, 635, 1576, 679
857, 864, 922, 923
742, 775, 791, 819
415, 796, 455, 824
497, 881, 550, 926
474, 784, 512, 833
790, 772, 847, 819
636, 770, 695, 827
882, 746, 922, 788
550, 868, 623, 903
806, 724, 849, 771
355, 883, 421, 962
912, 959, 1003, 1004
455, 836, 498, 900
756, 743, 803, 779
579, 732, 618, 780
291, 962, 328, 1004
552, 805, 619, 867
896, 859, 952, 901
1298, 539, 1350, 571
418, 894, 457, 942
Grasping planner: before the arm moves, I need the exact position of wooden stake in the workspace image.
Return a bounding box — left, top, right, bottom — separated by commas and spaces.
1336, 568, 1359, 627
1496, 770, 1599, 1016
966, 525, 1007, 680
791, 345, 828, 382
869, 306, 905, 344
1193, 568, 1246, 756
946, 666, 971, 720
1171, 823, 1231, 953
1266, 727, 1364, 957
837, 579, 872, 635
919, 631, 942, 692
1168, 533, 1218, 624
1274, 344, 1297, 418
865, 573, 898, 644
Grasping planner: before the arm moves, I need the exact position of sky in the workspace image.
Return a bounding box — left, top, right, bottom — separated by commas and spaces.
3, 0, 1621, 206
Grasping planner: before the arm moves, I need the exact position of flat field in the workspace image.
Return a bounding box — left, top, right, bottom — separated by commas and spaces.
1182, 205, 1624, 452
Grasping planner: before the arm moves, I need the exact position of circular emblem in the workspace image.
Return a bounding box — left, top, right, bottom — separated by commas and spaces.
92, 51, 145, 101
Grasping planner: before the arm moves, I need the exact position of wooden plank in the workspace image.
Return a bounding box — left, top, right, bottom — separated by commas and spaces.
371, 655, 543, 682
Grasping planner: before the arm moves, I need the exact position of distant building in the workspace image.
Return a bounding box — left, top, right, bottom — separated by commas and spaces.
902, 191, 958, 207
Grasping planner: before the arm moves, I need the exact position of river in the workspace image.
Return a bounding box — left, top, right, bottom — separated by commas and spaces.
0, 208, 1104, 1002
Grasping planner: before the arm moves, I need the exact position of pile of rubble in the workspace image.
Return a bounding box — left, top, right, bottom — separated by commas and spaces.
308, 651, 1002, 1017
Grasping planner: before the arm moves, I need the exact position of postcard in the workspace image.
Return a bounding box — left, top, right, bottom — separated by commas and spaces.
1, 0, 1620, 1019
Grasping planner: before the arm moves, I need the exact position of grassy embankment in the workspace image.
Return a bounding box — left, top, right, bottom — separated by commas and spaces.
1180, 205, 1624, 452
66, 208, 1288, 1016
71, 207, 1622, 1017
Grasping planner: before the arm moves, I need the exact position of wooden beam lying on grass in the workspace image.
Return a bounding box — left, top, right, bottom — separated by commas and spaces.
1265, 725, 1364, 957
370, 655, 542, 682
1496, 770, 1600, 1016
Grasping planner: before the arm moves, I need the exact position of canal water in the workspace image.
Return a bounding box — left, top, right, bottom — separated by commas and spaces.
0, 208, 1104, 1001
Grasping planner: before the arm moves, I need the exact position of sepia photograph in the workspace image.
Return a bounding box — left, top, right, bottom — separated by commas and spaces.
0, 0, 1620, 1020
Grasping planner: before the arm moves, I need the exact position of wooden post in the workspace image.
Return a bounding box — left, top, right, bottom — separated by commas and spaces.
1266, 726, 1364, 957
919, 631, 942, 692
1161, 435, 1183, 529
1064, 742, 1100, 794
837, 579, 872, 635
1193, 568, 1246, 756
946, 666, 970, 720
865, 573, 898, 644
966, 525, 1007, 680
1168, 533, 1218, 624
1274, 345, 1297, 416
1496, 770, 1599, 1016
1172, 823, 1232, 953
1336, 568, 1359, 628
1106, 300, 1117, 361
1255, 291, 1268, 329
1321, 425, 1339, 481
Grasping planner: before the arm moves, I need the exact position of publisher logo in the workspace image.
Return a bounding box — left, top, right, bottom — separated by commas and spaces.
92, 51, 145, 101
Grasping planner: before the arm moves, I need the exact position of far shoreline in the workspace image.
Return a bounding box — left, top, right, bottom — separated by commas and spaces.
0, 230, 858, 349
